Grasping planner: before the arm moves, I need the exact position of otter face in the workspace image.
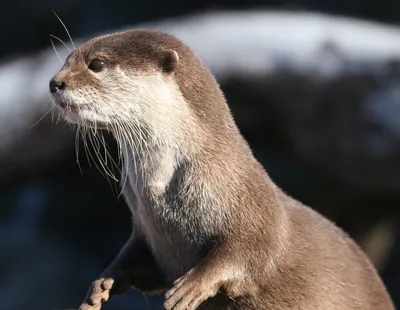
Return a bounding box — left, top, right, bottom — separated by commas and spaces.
49, 30, 185, 137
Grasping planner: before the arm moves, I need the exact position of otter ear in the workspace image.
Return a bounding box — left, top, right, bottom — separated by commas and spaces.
160, 49, 179, 74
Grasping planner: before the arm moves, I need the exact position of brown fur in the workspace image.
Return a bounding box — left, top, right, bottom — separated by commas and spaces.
49, 29, 394, 310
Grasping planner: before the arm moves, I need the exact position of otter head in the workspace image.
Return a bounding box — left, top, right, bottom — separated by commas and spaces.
48, 29, 200, 150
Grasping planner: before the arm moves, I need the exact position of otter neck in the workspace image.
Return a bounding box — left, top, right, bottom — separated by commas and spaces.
117, 135, 188, 199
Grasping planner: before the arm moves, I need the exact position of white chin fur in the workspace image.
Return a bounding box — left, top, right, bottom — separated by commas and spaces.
63, 109, 111, 128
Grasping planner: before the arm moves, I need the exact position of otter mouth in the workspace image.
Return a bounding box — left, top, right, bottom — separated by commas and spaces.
51, 93, 79, 113
52, 96, 108, 129
51, 93, 89, 118
50, 92, 111, 130
51, 96, 88, 127
56, 100, 79, 114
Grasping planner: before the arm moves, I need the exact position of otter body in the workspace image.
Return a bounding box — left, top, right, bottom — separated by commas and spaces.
49, 29, 394, 310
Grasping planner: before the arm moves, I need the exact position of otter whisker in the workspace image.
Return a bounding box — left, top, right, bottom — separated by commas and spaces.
100, 132, 121, 174
55, 109, 62, 124
86, 130, 109, 179
77, 117, 118, 188
92, 130, 120, 195
126, 121, 149, 193
113, 122, 129, 194
50, 105, 57, 123
49, 34, 71, 52
109, 120, 122, 165
52, 10, 76, 50
101, 134, 108, 165
80, 129, 94, 169
92, 116, 98, 135
94, 135, 119, 189
114, 120, 136, 196
88, 127, 118, 183
75, 126, 83, 174
93, 129, 120, 179
29, 106, 53, 129
50, 37, 63, 64
140, 124, 161, 160
120, 121, 143, 192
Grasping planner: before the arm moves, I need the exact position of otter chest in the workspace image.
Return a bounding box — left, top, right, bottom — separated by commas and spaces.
121, 172, 207, 279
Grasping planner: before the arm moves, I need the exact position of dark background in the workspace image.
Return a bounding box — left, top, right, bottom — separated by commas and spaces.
1, 1, 400, 309
5, 0, 400, 59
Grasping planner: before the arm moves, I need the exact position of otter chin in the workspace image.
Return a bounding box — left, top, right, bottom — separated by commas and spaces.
49, 29, 394, 310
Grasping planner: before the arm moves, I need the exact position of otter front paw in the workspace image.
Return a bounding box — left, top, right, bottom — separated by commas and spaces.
164, 269, 220, 310
79, 278, 114, 310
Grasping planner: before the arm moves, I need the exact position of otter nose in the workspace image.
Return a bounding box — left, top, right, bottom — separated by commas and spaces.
49, 79, 65, 94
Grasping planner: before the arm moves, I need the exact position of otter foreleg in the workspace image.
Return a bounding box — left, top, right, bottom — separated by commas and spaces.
79, 236, 166, 310
164, 247, 246, 310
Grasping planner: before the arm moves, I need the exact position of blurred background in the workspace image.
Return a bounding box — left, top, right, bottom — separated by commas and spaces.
2, 1, 400, 309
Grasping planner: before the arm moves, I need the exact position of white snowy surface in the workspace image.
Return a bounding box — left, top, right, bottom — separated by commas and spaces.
142, 10, 400, 78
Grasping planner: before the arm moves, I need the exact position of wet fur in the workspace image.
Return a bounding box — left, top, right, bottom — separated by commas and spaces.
49, 30, 394, 309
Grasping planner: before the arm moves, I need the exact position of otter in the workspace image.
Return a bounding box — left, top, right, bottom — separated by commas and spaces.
49, 29, 394, 310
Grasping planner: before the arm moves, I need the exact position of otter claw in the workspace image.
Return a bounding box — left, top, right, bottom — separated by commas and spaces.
164, 270, 218, 310
79, 278, 114, 310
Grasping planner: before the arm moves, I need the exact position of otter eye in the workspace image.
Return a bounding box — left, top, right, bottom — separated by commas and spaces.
88, 59, 104, 72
